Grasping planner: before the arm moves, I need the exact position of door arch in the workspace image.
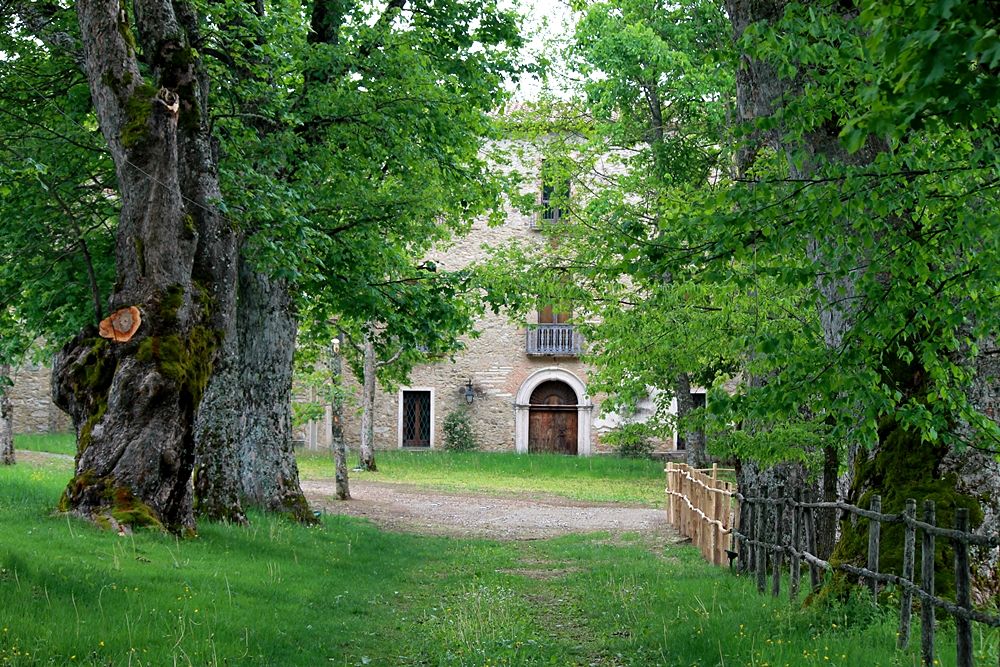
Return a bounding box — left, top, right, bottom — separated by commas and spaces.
528, 381, 578, 454
514, 368, 593, 455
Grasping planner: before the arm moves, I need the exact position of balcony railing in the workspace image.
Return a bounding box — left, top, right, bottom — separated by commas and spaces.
526, 324, 583, 356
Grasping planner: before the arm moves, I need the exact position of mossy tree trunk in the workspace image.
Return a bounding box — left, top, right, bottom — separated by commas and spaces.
232, 257, 313, 520
726, 0, 993, 584
724, 0, 884, 560
0, 365, 13, 466
52, 0, 234, 533
193, 333, 246, 524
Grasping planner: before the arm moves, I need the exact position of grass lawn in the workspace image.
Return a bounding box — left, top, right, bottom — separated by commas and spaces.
1, 455, 987, 666
297, 449, 668, 507
12, 433, 76, 457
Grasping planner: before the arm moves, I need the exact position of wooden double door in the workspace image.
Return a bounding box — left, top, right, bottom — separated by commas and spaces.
528, 380, 578, 455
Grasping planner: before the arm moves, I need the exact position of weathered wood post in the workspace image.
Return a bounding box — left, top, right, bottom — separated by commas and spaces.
805, 491, 821, 592
710, 465, 719, 564
772, 485, 784, 598
756, 487, 768, 593
921, 500, 936, 667
867, 495, 881, 597
695, 470, 703, 557
898, 499, 916, 649
953, 508, 972, 667
790, 489, 801, 600
666, 463, 673, 527
685, 468, 693, 541
739, 494, 751, 574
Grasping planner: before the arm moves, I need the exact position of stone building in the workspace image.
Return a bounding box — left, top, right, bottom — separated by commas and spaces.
323, 151, 699, 456
7, 361, 72, 435
338, 198, 607, 454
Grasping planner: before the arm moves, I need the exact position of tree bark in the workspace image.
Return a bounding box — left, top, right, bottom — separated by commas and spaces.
358, 333, 378, 471
0, 365, 13, 466
233, 257, 314, 520
330, 335, 350, 500
816, 443, 839, 560
193, 339, 246, 523
676, 373, 709, 468
51, 0, 233, 533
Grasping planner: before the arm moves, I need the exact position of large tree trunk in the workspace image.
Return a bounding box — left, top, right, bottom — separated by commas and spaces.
193, 339, 246, 523
233, 257, 313, 520
0, 365, 13, 466
358, 333, 378, 472
675, 373, 709, 468
735, 459, 813, 573
52, 0, 232, 533
724, 0, 990, 592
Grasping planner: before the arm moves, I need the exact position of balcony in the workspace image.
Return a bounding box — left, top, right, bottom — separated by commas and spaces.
526, 324, 582, 356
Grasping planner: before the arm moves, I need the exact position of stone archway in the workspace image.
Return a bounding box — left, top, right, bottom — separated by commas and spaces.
514, 368, 592, 456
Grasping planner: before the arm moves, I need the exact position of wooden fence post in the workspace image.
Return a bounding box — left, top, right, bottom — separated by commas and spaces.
805, 493, 821, 592
741, 496, 752, 574
921, 500, 935, 667
898, 498, 916, 649
954, 508, 972, 667
756, 487, 768, 594
867, 495, 881, 597
710, 466, 719, 565
790, 489, 801, 600
666, 463, 673, 527
680, 467, 688, 539
772, 485, 784, 598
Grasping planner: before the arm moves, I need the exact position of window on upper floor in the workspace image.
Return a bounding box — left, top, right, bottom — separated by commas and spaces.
538, 162, 570, 226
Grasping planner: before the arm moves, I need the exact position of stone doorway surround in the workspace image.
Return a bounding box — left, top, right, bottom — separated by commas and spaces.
514, 367, 593, 455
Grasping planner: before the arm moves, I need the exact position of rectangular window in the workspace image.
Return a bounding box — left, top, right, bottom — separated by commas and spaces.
540, 169, 570, 225
401, 390, 432, 447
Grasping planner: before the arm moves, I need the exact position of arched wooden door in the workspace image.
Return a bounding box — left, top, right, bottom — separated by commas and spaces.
528, 380, 578, 455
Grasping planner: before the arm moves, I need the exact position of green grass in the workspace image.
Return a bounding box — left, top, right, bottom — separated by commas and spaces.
12, 433, 75, 457
297, 449, 668, 507
2, 456, 991, 666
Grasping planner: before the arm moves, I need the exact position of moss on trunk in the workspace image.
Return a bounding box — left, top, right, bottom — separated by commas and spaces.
824, 418, 982, 602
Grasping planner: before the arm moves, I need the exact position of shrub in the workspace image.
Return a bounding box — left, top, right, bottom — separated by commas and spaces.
443, 408, 478, 452
604, 423, 655, 459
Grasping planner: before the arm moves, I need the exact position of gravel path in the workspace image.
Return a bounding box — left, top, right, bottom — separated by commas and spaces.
302, 479, 675, 543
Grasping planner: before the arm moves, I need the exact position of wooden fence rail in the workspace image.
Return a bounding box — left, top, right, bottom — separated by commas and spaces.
665, 464, 1000, 667
737, 491, 999, 666
665, 463, 738, 566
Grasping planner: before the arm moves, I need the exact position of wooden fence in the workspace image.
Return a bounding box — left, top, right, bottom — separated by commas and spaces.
666, 469, 1000, 666
736, 490, 1000, 667
664, 463, 738, 565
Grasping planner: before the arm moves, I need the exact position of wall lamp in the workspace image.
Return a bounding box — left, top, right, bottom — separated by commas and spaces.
464, 379, 475, 404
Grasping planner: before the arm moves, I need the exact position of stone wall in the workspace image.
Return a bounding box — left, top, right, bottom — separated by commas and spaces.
8, 362, 72, 434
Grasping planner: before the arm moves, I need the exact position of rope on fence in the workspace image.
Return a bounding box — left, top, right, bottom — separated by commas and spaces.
673, 468, 736, 497
666, 490, 731, 532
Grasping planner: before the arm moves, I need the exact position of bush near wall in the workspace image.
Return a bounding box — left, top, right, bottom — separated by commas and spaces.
443, 408, 479, 452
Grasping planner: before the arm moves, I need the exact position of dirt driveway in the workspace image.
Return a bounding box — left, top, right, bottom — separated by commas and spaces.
302, 479, 675, 544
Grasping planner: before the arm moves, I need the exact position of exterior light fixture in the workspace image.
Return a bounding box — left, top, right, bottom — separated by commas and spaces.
464, 379, 475, 404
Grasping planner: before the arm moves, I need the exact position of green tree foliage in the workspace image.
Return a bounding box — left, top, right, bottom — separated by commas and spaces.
0, 6, 116, 370
488, 0, 998, 524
